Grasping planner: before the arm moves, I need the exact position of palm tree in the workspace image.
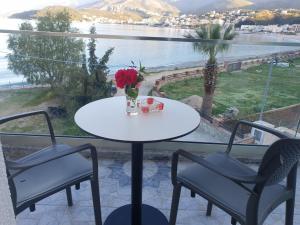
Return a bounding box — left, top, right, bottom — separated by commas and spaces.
186, 24, 237, 116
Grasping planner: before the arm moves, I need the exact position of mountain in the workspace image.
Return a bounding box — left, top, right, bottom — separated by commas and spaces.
9, 0, 300, 20
9, 6, 83, 21
79, 0, 179, 17
249, 0, 300, 10
9, 10, 38, 19
167, 0, 300, 14
167, 0, 252, 13
10, 0, 179, 22
36, 6, 83, 20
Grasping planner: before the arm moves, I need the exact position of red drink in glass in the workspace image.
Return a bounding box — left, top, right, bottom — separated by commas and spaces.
141, 106, 150, 113
147, 97, 154, 105
157, 102, 164, 111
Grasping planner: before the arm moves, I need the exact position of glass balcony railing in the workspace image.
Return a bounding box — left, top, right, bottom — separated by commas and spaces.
0, 18, 300, 146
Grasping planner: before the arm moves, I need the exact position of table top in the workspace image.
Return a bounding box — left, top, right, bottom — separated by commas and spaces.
74, 96, 201, 143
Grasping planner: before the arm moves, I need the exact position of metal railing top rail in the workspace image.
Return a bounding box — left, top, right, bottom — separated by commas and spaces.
0, 29, 300, 47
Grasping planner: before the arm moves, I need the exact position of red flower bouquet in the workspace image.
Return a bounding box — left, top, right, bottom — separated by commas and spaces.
115, 69, 138, 89
115, 65, 144, 99
115, 63, 145, 115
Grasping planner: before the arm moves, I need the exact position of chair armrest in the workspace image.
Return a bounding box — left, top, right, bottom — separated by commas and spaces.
0, 110, 56, 144
226, 120, 288, 153
7, 144, 98, 179
172, 149, 265, 186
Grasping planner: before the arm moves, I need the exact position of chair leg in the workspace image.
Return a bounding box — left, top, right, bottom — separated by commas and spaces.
206, 201, 213, 216
29, 204, 35, 212
286, 198, 295, 225
231, 217, 237, 225
75, 183, 81, 190
191, 191, 196, 198
91, 177, 102, 225
66, 187, 73, 207
169, 184, 182, 225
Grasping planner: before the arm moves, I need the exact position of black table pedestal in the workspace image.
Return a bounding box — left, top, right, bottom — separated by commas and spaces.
104, 143, 168, 225
104, 204, 168, 225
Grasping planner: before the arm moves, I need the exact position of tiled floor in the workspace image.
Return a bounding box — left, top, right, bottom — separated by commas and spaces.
16, 159, 300, 225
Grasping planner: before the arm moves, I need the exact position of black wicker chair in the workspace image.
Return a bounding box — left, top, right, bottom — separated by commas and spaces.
0, 111, 102, 225
169, 120, 300, 225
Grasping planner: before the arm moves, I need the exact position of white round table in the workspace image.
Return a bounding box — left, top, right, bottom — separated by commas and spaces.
74, 96, 200, 225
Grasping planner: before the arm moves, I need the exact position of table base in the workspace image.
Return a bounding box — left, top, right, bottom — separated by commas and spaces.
104, 204, 168, 225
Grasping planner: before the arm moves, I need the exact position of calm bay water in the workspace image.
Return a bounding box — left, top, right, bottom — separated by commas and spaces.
0, 18, 299, 86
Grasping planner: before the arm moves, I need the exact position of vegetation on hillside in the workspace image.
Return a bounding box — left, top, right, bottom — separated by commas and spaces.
236, 10, 300, 27
81, 9, 143, 22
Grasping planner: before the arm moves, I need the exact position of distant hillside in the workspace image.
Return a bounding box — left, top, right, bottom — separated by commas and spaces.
81, 0, 179, 17
36, 6, 83, 20
10, 0, 179, 22
168, 0, 252, 13
235, 9, 300, 27
9, 6, 83, 20
9, 0, 300, 21
81, 8, 144, 22
253, 10, 300, 25
9, 10, 38, 19
249, 0, 300, 10
205, 0, 253, 12
168, 0, 300, 14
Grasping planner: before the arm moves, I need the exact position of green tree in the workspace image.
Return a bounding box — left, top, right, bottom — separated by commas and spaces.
86, 26, 114, 99
67, 26, 114, 108
7, 11, 84, 90
87, 26, 98, 74
186, 24, 237, 116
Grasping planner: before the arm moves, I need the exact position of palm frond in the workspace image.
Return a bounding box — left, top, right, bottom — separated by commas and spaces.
210, 24, 222, 40
223, 24, 237, 40
216, 43, 229, 53
193, 42, 211, 55
186, 23, 237, 61
195, 25, 209, 40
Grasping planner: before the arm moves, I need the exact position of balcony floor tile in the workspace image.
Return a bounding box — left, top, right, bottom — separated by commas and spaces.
16, 159, 300, 225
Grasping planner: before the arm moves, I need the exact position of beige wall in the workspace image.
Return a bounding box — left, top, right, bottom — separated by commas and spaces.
0, 140, 16, 225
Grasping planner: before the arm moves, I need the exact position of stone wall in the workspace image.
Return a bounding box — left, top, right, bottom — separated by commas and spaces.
152, 65, 226, 97
219, 103, 300, 136
153, 69, 203, 97
248, 103, 300, 129
240, 50, 300, 70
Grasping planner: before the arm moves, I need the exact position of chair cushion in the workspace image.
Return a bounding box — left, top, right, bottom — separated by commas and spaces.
12, 144, 92, 205
177, 152, 291, 224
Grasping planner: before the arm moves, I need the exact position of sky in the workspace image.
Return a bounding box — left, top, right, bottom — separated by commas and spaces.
0, 0, 95, 16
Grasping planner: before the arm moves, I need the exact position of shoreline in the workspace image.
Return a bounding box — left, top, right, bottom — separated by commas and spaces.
1, 49, 300, 91
140, 48, 300, 75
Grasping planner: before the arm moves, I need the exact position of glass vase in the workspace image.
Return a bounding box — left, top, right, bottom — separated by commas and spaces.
126, 95, 138, 116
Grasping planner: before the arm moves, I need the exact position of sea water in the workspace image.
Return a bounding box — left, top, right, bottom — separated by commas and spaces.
0, 18, 299, 87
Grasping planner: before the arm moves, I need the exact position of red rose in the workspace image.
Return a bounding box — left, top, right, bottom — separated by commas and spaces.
115, 69, 127, 89
115, 68, 138, 89
126, 69, 138, 85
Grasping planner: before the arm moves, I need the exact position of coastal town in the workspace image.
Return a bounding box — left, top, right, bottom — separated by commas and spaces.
80, 8, 300, 34
7, 3, 300, 34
